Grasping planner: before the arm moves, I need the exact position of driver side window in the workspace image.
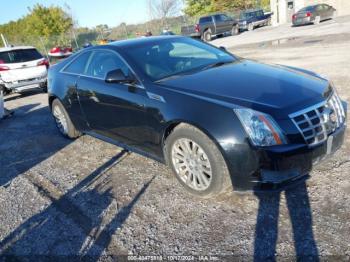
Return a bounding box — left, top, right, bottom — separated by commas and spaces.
86, 51, 130, 79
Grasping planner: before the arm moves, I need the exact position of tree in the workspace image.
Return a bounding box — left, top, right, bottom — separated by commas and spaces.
0, 4, 73, 48
25, 4, 72, 37
183, 0, 214, 17
183, 0, 268, 17
148, 0, 181, 26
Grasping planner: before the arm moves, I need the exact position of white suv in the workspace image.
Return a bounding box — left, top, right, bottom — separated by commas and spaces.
0, 46, 49, 94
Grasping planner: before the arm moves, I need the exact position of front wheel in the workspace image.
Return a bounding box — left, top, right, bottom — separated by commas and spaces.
165, 123, 231, 198
231, 25, 239, 36
248, 23, 254, 31
52, 99, 81, 139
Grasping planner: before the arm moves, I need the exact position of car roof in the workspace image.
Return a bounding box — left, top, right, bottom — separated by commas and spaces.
0, 46, 36, 52
108, 35, 183, 49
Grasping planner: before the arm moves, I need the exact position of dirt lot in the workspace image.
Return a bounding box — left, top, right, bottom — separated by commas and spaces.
1, 17, 350, 260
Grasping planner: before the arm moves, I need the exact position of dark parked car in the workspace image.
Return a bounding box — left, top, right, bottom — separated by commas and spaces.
48, 36, 347, 197
181, 13, 239, 42
292, 4, 336, 26
238, 9, 272, 31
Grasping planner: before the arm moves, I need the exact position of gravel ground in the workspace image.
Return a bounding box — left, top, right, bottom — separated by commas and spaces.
0, 17, 350, 261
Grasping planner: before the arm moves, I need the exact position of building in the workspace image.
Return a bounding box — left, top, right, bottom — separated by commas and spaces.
270, 0, 350, 24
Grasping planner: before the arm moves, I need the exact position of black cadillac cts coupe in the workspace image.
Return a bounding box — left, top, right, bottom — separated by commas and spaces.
48, 36, 347, 197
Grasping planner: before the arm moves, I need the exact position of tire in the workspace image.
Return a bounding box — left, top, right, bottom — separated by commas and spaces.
248, 23, 254, 31
0, 85, 10, 96
231, 25, 239, 36
51, 99, 81, 139
202, 29, 212, 42
314, 16, 321, 25
164, 123, 231, 198
267, 18, 272, 26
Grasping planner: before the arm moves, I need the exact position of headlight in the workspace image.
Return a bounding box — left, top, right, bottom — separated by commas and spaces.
234, 108, 287, 146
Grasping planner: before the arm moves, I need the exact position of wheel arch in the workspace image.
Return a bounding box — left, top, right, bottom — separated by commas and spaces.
48, 95, 60, 110
161, 119, 228, 165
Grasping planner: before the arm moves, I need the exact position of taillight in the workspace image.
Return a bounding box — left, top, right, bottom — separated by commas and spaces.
292, 14, 296, 20
51, 47, 61, 53
195, 24, 200, 33
0, 65, 10, 71
306, 12, 311, 17
37, 59, 50, 69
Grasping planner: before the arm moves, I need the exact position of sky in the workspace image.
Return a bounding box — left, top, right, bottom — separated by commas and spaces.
0, 0, 176, 28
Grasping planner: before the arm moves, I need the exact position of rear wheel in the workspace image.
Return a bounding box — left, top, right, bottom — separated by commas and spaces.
52, 99, 81, 139
202, 29, 212, 42
165, 123, 231, 198
0, 85, 10, 96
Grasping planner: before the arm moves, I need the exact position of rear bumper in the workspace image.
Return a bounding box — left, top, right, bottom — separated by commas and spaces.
189, 32, 201, 38
2, 77, 47, 92
292, 17, 312, 25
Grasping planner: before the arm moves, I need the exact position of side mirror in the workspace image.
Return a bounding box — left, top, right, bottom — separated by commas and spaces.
105, 69, 135, 84
219, 46, 227, 52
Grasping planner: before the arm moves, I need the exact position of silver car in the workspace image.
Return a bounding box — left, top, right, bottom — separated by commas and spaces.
0, 46, 48, 94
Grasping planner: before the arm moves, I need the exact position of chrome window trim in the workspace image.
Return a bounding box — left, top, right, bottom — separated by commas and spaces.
60, 50, 92, 75
60, 48, 145, 89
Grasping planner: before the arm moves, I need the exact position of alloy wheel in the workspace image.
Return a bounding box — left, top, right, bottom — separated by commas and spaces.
53, 105, 68, 135
171, 138, 212, 191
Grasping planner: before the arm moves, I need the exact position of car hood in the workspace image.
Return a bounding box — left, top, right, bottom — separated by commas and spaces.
158, 60, 330, 119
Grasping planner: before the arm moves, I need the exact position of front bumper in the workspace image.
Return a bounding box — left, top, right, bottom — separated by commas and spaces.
225, 97, 347, 191
229, 123, 346, 191
3, 77, 47, 92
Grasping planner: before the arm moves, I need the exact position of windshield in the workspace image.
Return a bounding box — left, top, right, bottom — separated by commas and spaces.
122, 37, 235, 81
0, 48, 43, 64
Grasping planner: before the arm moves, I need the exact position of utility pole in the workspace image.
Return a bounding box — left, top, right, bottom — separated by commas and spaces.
1, 34, 9, 47
123, 23, 128, 39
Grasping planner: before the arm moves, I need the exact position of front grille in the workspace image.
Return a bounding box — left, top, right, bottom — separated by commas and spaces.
290, 92, 346, 146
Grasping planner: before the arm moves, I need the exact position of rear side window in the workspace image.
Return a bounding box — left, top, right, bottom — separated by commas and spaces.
86, 51, 130, 79
215, 14, 230, 22
199, 16, 212, 23
0, 49, 43, 64
300, 6, 315, 12
63, 51, 92, 74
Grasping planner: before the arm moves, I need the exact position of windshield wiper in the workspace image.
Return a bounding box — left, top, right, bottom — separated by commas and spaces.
201, 61, 233, 71
155, 61, 234, 83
